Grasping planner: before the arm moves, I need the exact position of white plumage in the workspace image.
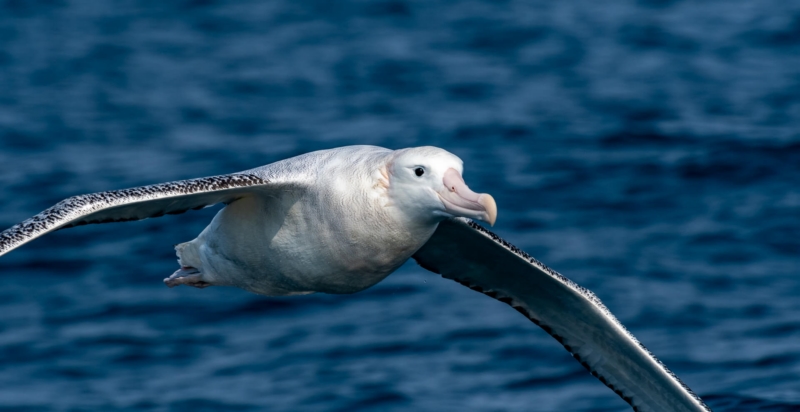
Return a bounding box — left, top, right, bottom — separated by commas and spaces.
0, 145, 708, 412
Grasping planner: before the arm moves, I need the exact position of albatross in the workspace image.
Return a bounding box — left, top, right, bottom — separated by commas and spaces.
0, 145, 709, 412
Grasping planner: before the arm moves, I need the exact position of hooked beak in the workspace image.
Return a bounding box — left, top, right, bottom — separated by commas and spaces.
437, 168, 497, 226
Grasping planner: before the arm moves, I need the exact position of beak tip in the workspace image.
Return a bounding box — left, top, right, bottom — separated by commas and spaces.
479, 194, 497, 227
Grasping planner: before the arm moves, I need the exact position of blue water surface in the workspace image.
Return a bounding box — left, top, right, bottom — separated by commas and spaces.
0, 0, 799, 411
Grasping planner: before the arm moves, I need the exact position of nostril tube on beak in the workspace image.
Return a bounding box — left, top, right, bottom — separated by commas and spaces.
439, 168, 498, 226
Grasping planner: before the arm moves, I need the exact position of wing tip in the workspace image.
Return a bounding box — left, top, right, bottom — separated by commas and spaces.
447, 272, 710, 412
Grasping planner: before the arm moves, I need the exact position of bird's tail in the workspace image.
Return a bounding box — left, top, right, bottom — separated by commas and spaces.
175, 241, 202, 269
163, 241, 211, 288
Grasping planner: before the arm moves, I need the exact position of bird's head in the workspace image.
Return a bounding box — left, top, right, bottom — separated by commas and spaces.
386, 146, 497, 227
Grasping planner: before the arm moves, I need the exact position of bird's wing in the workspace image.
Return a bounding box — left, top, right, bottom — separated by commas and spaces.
412, 218, 709, 412
0, 173, 290, 257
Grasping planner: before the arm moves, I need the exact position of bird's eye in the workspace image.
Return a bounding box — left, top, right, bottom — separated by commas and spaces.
414, 167, 425, 177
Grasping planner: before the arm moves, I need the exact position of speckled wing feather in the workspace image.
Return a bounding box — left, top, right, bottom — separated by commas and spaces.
413, 218, 710, 412
0, 173, 272, 257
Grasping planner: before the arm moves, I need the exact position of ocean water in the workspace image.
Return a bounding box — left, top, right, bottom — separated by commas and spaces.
0, 0, 799, 410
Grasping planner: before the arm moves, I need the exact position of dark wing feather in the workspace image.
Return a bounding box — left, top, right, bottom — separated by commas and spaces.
413, 218, 709, 412
0, 173, 270, 257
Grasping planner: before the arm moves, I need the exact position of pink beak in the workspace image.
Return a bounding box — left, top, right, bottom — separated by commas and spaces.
438, 168, 497, 226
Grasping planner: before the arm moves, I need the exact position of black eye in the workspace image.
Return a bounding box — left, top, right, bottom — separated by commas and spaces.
414, 167, 425, 177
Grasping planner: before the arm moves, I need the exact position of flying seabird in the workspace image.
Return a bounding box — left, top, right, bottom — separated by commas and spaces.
0, 145, 709, 412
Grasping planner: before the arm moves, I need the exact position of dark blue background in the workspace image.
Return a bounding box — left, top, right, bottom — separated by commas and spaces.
0, 0, 799, 410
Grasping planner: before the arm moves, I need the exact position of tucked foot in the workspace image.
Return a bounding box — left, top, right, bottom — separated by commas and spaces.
164, 266, 211, 288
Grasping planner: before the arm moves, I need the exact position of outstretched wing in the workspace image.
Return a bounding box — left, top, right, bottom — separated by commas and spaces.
413, 218, 709, 412
0, 173, 274, 257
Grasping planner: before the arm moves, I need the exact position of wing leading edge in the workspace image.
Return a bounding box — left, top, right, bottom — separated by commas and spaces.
0, 173, 271, 257
413, 218, 709, 412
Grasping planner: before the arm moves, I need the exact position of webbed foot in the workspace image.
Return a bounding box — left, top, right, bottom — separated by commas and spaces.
164, 266, 211, 288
